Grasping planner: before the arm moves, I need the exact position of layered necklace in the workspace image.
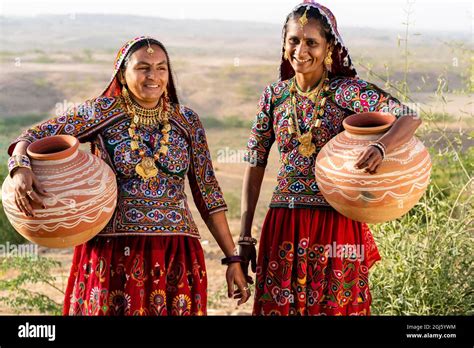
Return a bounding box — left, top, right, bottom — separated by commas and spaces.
121, 87, 171, 180
287, 70, 330, 157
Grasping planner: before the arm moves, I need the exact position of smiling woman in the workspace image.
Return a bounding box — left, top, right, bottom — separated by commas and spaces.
284, 13, 332, 91
118, 40, 172, 108
6, 36, 250, 316
239, 1, 422, 316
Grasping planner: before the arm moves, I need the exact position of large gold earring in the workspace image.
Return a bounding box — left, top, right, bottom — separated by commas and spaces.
122, 85, 129, 98
283, 49, 290, 61
324, 48, 333, 71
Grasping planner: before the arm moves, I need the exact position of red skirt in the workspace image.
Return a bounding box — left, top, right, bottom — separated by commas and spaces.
253, 207, 381, 316
63, 235, 207, 316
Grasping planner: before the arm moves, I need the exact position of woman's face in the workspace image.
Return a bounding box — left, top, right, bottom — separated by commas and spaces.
121, 44, 169, 108
284, 17, 330, 80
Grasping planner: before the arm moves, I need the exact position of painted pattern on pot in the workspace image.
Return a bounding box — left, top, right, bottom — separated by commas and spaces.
315, 112, 431, 223
2, 135, 117, 248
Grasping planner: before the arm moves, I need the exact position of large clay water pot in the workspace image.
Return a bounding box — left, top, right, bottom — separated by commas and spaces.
2, 135, 117, 248
315, 112, 431, 223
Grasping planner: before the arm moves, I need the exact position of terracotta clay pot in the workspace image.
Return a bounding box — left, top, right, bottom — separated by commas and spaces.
2, 135, 117, 248
315, 112, 431, 223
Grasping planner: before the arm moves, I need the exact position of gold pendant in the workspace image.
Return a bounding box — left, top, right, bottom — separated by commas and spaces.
298, 132, 316, 157
299, 9, 308, 27
135, 157, 158, 179
158, 145, 169, 156
162, 123, 171, 132
130, 140, 139, 150
287, 117, 294, 134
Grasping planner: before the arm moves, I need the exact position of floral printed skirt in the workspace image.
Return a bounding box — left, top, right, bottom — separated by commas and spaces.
63, 235, 207, 316
253, 207, 381, 316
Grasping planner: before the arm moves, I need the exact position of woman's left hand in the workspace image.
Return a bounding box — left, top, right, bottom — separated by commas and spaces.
226, 263, 251, 305
354, 145, 383, 174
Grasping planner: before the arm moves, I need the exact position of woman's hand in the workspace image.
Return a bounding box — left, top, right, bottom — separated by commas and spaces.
354, 114, 423, 175
226, 262, 251, 305
354, 145, 383, 175
202, 211, 251, 305
239, 244, 257, 284
11, 167, 49, 217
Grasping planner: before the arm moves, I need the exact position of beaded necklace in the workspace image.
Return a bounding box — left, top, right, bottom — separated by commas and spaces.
287, 71, 329, 157
121, 87, 171, 180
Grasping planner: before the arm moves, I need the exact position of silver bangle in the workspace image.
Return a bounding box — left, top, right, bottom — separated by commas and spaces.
238, 236, 257, 246
369, 142, 386, 159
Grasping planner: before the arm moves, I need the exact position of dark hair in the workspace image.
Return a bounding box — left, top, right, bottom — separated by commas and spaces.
284, 6, 334, 45
120, 38, 179, 104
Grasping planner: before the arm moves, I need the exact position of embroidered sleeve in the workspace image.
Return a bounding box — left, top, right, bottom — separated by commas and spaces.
243, 85, 275, 167
8, 97, 121, 155
331, 78, 417, 118
181, 106, 227, 221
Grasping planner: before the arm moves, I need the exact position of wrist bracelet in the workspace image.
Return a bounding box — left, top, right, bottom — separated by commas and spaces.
375, 141, 387, 153
238, 236, 257, 246
8, 154, 32, 177
369, 142, 386, 159
221, 255, 245, 265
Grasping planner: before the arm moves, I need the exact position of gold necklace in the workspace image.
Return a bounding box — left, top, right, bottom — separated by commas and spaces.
293, 75, 325, 102
121, 87, 171, 180
287, 71, 329, 157
122, 88, 166, 126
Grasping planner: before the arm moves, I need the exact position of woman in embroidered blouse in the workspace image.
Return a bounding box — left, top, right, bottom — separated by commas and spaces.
7, 36, 250, 315
240, 1, 422, 315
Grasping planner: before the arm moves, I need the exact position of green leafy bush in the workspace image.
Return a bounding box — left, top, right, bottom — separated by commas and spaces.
0, 255, 63, 315
370, 139, 473, 315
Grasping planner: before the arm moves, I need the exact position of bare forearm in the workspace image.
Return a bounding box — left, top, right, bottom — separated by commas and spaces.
240, 165, 265, 238
11, 141, 30, 156
378, 115, 422, 152
204, 210, 236, 257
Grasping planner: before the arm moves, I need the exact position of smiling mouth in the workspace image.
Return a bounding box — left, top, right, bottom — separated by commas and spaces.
293, 56, 312, 63
144, 84, 159, 88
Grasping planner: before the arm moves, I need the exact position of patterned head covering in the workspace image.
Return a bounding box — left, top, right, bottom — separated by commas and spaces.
279, 0, 357, 81
102, 36, 179, 104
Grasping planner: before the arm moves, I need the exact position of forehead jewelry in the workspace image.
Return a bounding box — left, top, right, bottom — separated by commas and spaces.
299, 8, 309, 28
146, 39, 154, 54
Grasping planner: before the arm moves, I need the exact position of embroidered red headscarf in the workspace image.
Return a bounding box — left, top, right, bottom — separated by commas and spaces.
280, 0, 357, 81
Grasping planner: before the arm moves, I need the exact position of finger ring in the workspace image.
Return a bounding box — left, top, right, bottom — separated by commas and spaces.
243, 287, 249, 291
26, 190, 33, 195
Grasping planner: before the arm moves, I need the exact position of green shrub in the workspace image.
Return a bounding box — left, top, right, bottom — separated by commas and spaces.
0, 201, 25, 245
370, 143, 473, 315
0, 255, 63, 315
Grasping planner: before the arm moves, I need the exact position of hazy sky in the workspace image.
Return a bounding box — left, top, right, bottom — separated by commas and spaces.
0, 0, 472, 32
